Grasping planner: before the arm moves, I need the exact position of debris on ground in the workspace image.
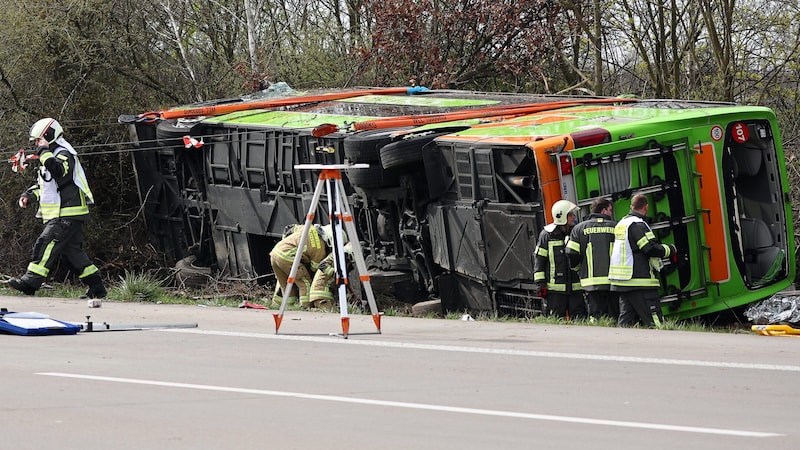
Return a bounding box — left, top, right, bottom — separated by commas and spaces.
238, 300, 268, 310
744, 294, 800, 325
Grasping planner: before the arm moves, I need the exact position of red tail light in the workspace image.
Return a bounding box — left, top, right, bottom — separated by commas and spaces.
571, 128, 611, 148
559, 154, 573, 175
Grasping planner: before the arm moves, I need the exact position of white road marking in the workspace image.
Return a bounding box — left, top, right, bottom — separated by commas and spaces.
38, 372, 780, 438
160, 328, 800, 372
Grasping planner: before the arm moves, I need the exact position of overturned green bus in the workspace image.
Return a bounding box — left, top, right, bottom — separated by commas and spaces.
123, 87, 795, 319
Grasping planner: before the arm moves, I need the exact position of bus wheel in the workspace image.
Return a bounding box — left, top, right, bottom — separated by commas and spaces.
156, 119, 200, 149
380, 128, 467, 169
343, 128, 412, 162
345, 165, 400, 188
175, 255, 212, 288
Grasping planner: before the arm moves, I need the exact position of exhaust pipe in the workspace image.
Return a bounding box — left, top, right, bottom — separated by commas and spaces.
504, 175, 535, 188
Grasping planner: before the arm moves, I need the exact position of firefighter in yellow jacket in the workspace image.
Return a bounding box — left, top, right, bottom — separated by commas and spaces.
269, 224, 331, 306
609, 194, 676, 327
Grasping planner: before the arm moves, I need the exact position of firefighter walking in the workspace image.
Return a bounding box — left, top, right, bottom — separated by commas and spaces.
9, 118, 107, 300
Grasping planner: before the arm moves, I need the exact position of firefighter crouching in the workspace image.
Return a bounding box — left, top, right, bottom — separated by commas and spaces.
533, 200, 586, 320
269, 224, 332, 307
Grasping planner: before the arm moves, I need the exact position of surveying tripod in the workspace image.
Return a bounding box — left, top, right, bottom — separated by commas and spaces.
272, 163, 382, 338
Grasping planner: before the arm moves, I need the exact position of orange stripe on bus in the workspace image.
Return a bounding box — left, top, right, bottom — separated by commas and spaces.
694, 142, 730, 283
530, 136, 572, 223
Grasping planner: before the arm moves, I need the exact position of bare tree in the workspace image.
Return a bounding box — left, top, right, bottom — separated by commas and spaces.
697, 0, 735, 101
557, 0, 603, 95
360, 0, 565, 91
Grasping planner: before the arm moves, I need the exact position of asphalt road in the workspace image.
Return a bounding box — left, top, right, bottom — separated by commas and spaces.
1, 295, 797, 449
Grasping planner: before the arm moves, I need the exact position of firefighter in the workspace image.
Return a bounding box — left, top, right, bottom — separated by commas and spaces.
566, 197, 619, 322
609, 194, 676, 328
269, 224, 331, 306
534, 199, 586, 320
308, 242, 353, 309
9, 118, 107, 300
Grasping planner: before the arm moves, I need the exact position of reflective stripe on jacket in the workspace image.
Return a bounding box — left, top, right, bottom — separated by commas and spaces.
270, 226, 328, 271
533, 224, 582, 293
609, 212, 672, 290
566, 213, 616, 291
34, 144, 92, 221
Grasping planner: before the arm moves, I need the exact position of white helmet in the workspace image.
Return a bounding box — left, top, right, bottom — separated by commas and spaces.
319, 224, 348, 247
551, 200, 578, 226
29, 118, 63, 144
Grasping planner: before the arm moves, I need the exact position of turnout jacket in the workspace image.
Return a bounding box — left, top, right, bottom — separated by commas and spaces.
565, 213, 617, 291
270, 226, 328, 272
533, 224, 582, 293
25, 139, 94, 222
608, 211, 674, 291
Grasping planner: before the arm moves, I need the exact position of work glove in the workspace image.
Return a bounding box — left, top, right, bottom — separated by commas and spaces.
668, 244, 678, 263
318, 259, 335, 278
535, 284, 548, 298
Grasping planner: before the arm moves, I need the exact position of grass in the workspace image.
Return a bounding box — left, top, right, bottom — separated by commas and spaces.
115, 271, 167, 302
0, 273, 748, 333
0, 272, 254, 309
442, 307, 744, 332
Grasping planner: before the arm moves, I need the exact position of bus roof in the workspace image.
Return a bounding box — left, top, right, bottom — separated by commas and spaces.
193, 91, 772, 147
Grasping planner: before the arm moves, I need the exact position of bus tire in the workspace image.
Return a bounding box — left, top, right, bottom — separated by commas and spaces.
157, 119, 200, 149
345, 165, 400, 188
380, 128, 466, 169
175, 255, 212, 288
343, 128, 412, 163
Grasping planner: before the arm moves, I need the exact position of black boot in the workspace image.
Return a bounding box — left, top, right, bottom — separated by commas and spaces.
8, 278, 36, 296
81, 274, 107, 299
